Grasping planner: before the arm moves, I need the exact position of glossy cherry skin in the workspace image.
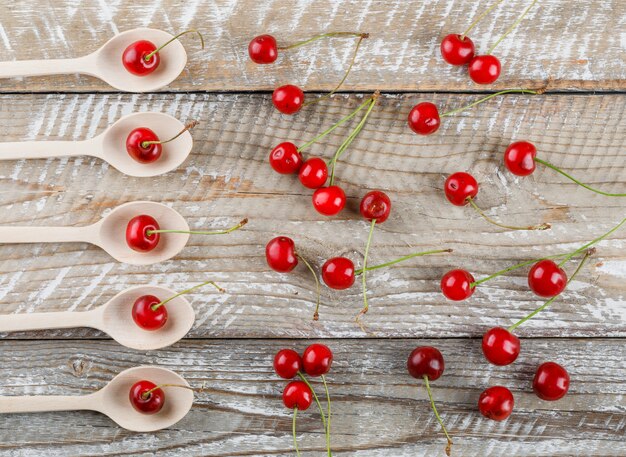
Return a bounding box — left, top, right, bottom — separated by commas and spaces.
360, 190, 391, 223
126, 215, 160, 252
528, 260, 567, 297
408, 102, 441, 135
312, 186, 346, 216
533, 362, 570, 401
407, 346, 444, 381
468, 55, 501, 85
482, 327, 520, 366
441, 269, 476, 301
248, 34, 278, 64
298, 157, 328, 189
272, 85, 305, 115
269, 142, 303, 174
322, 257, 355, 290
440, 34, 475, 65
302, 343, 333, 377
282, 381, 313, 410
132, 295, 167, 331
129, 380, 165, 414
504, 141, 537, 176
122, 40, 160, 76
126, 127, 162, 164
478, 386, 514, 421
444, 172, 479, 206
273, 349, 302, 379
265, 236, 298, 273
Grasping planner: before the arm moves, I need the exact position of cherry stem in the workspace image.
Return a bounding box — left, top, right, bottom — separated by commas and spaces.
441, 89, 539, 118
141, 121, 198, 149
303, 33, 368, 108
297, 372, 331, 455
142, 383, 195, 400
297, 97, 373, 153
297, 254, 321, 321
354, 249, 453, 275
145, 29, 205, 61
292, 406, 301, 457
357, 219, 376, 326
534, 158, 626, 197
278, 32, 367, 50
329, 92, 380, 185
467, 197, 551, 231
423, 375, 453, 456
151, 280, 225, 311
487, 0, 539, 55
322, 374, 332, 457
557, 217, 626, 267
508, 249, 593, 332
147, 218, 248, 236
461, 0, 506, 40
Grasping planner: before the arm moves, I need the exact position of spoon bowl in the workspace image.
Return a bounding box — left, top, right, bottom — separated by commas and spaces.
97, 201, 190, 265
92, 28, 188, 92
101, 112, 194, 177
98, 366, 193, 432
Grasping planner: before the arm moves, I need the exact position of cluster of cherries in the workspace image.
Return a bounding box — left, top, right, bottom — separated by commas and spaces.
249, 32, 368, 115
274, 344, 334, 455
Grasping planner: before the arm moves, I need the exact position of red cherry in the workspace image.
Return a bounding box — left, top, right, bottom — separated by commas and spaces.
407, 346, 444, 381
126, 215, 160, 252
269, 142, 303, 174
298, 158, 328, 189
265, 236, 298, 273
312, 186, 346, 216
126, 127, 162, 164
528, 260, 567, 297
478, 386, 514, 421
504, 141, 537, 176
533, 361, 570, 401
441, 269, 475, 301
302, 343, 333, 377
359, 190, 391, 223
468, 55, 501, 84
248, 34, 278, 64
282, 381, 313, 410
408, 102, 441, 135
132, 295, 167, 331
444, 172, 479, 206
273, 349, 302, 379
272, 85, 305, 115
482, 327, 520, 366
129, 380, 165, 414
322, 257, 355, 290
440, 34, 475, 65
122, 40, 160, 76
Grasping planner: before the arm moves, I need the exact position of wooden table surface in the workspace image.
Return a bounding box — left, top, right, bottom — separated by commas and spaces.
0, 1, 624, 456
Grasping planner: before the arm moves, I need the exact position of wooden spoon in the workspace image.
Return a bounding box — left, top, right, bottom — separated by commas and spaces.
0, 28, 187, 92
0, 366, 194, 432
0, 112, 193, 177
0, 286, 194, 350
0, 201, 190, 265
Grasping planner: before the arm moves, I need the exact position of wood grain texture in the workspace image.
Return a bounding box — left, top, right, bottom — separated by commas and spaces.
0, 339, 623, 457
0, 0, 624, 92
0, 93, 624, 339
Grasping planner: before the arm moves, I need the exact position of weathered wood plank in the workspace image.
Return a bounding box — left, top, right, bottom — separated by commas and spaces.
0, 93, 624, 339
0, 0, 624, 92
0, 339, 623, 456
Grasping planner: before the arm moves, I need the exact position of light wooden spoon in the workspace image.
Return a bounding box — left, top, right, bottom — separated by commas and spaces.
0, 285, 194, 350
0, 28, 187, 92
0, 112, 193, 177
0, 201, 190, 265
0, 366, 194, 432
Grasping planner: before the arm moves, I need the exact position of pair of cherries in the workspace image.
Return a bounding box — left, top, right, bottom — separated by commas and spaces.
249, 32, 368, 115
126, 121, 197, 164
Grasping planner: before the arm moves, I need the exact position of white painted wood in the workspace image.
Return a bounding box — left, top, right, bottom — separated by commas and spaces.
0, 28, 188, 92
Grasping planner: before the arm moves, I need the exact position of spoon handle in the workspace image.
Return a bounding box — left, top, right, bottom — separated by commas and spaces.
0, 309, 100, 333
0, 225, 96, 244
0, 394, 93, 413
0, 56, 91, 79
0, 140, 86, 160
